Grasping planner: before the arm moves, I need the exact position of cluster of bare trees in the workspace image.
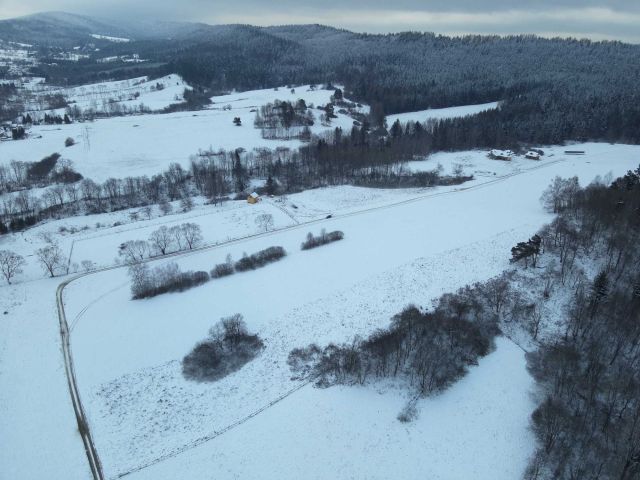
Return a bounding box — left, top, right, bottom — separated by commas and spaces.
118, 223, 203, 264
288, 274, 520, 394
524, 167, 640, 480
182, 314, 264, 382
539, 176, 582, 214
254, 99, 314, 140
0, 154, 81, 196
0, 161, 199, 234
64, 99, 153, 121
0, 240, 94, 283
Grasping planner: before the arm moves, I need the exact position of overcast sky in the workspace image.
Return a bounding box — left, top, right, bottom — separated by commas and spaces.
1, 0, 639, 43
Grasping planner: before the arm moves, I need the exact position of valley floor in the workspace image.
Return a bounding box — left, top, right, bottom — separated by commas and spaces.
62, 144, 637, 478
2, 142, 638, 479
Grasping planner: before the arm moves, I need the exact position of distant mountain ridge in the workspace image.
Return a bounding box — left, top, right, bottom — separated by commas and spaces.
0, 11, 220, 46
0, 11, 132, 46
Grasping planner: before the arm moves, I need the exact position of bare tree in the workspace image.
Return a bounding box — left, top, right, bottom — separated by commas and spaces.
180, 223, 203, 250
80, 178, 101, 201
80, 260, 95, 272
0, 250, 25, 284
128, 262, 152, 298
159, 200, 172, 216
142, 206, 152, 220
65, 182, 79, 203
255, 213, 274, 232
479, 276, 512, 315
169, 225, 184, 251
36, 244, 66, 277
118, 240, 149, 264
50, 185, 66, 206
180, 196, 194, 212
148, 226, 174, 255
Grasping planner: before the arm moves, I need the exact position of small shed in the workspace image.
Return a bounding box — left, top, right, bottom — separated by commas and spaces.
247, 192, 260, 204
525, 151, 541, 160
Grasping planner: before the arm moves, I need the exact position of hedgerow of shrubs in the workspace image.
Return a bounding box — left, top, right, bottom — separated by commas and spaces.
129, 262, 209, 299
234, 246, 286, 272
129, 246, 287, 299
182, 314, 265, 382
301, 230, 344, 250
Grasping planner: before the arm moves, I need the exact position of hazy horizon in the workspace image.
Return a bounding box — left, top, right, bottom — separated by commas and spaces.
1, 1, 639, 44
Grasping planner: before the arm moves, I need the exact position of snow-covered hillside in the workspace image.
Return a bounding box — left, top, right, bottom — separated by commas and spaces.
0, 41, 38, 75
90, 33, 130, 43
17, 74, 190, 117
386, 101, 499, 125
1, 84, 360, 181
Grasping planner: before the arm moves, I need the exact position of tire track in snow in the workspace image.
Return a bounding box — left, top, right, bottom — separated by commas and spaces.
57, 279, 105, 480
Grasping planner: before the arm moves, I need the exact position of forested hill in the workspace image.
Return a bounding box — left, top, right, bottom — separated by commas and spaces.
3, 12, 640, 145
155, 27, 640, 144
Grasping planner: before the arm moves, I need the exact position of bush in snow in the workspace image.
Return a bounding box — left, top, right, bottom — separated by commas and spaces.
300, 229, 344, 250
182, 314, 264, 382
397, 402, 418, 423
287, 344, 322, 380
211, 254, 234, 279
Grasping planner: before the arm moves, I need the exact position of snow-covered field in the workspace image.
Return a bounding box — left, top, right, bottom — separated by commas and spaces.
19, 74, 190, 117
134, 337, 533, 480
52, 143, 639, 479
0, 280, 91, 480
2, 74, 639, 480
90, 34, 130, 43
0, 42, 38, 75
386, 101, 499, 125
0, 85, 359, 181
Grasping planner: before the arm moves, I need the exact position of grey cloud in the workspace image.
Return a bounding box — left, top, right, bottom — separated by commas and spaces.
1, 0, 639, 43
